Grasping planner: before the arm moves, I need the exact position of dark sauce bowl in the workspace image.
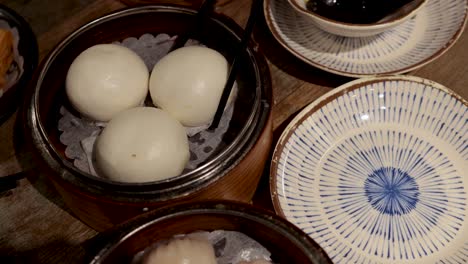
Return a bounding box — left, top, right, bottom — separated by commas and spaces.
0, 4, 38, 123
23, 5, 273, 231
287, 0, 427, 37
89, 201, 333, 264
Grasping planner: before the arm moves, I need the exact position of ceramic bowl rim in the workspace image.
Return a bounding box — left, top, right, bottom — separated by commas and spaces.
269, 75, 468, 218
287, 0, 427, 29
90, 200, 333, 264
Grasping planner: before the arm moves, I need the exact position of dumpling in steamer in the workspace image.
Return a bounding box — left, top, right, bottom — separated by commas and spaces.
95, 107, 189, 183
149, 46, 228, 127
144, 236, 217, 264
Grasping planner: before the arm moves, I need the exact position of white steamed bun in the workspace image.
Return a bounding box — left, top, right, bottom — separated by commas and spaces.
66, 44, 149, 122
149, 46, 228, 127
144, 237, 217, 264
95, 107, 189, 183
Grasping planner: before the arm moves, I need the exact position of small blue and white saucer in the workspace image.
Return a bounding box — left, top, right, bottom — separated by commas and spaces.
264, 0, 467, 77
271, 76, 468, 263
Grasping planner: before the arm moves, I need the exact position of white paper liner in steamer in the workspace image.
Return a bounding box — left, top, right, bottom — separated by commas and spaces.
0, 20, 24, 98
58, 33, 237, 178
132, 230, 272, 264
206, 230, 272, 264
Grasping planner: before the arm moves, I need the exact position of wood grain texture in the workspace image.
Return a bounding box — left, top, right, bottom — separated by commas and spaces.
0, 0, 467, 262
37, 0, 126, 60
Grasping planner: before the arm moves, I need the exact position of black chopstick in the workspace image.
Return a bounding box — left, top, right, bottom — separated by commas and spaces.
169, 0, 216, 52
209, 0, 263, 130
0, 172, 26, 194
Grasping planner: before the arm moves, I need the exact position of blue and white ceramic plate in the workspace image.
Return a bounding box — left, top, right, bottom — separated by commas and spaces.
271, 76, 468, 263
264, 0, 467, 77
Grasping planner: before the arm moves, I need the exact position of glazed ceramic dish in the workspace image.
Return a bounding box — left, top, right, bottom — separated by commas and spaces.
287, 0, 427, 37
271, 76, 468, 263
264, 0, 467, 77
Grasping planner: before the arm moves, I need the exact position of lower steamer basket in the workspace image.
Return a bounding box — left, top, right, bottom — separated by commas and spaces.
23, 5, 273, 231
91, 201, 332, 264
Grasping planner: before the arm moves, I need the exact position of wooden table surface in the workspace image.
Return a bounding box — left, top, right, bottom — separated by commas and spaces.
0, 0, 467, 262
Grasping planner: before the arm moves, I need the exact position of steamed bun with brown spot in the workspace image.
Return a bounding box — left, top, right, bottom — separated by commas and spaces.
95, 107, 189, 183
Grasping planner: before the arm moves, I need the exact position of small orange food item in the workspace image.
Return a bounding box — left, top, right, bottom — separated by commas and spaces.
0, 28, 14, 89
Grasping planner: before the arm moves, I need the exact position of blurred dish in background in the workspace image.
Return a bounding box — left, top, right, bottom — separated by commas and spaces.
0, 4, 38, 123
0, 28, 14, 92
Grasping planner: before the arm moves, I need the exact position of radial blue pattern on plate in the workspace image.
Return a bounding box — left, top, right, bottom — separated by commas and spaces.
274, 78, 468, 263
364, 167, 419, 215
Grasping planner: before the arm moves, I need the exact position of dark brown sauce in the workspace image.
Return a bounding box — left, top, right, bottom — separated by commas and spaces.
305, 0, 414, 24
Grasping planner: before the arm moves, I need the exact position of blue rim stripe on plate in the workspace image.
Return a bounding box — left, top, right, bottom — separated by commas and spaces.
271, 76, 468, 263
